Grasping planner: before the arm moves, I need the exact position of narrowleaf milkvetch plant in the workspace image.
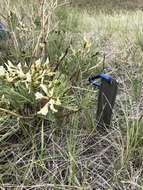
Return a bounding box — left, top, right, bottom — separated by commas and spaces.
0, 58, 78, 118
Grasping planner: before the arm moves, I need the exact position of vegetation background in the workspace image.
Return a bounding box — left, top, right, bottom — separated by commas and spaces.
0, 0, 143, 189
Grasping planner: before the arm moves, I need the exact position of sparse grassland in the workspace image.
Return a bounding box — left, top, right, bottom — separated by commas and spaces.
0, 0, 143, 190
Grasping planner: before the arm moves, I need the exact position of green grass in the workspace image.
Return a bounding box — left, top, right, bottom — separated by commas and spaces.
0, 0, 143, 189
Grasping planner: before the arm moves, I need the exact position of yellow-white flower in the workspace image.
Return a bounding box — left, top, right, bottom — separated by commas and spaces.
17, 63, 25, 78
49, 99, 58, 112
5, 60, 15, 72
0, 66, 5, 77
35, 84, 61, 115
35, 92, 44, 100
37, 98, 61, 115
37, 102, 49, 116
45, 57, 49, 65
35, 59, 41, 67
40, 84, 48, 95
25, 72, 31, 83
